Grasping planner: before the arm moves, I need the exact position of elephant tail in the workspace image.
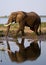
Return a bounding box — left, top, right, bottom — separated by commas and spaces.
39, 21, 41, 35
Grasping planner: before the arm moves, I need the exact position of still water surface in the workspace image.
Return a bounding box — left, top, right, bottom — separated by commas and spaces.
0, 17, 46, 24
0, 36, 46, 65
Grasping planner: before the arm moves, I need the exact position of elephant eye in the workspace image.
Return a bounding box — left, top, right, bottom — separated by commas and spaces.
13, 18, 16, 22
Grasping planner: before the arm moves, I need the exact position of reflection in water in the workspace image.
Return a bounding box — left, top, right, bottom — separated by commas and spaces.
6, 38, 41, 63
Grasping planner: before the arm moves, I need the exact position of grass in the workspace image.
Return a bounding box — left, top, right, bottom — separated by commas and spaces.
0, 22, 46, 37
41, 22, 46, 27
0, 22, 46, 28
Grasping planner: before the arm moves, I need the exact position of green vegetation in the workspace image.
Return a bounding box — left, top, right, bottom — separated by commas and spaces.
0, 22, 46, 31
0, 24, 4, 26
41, 22, 46, 27
0, 22, 46, 27
0, 22, 46, 37
0, 15, 8, 18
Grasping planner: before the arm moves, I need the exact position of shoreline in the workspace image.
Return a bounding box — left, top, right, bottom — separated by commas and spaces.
0, 22, 46, 37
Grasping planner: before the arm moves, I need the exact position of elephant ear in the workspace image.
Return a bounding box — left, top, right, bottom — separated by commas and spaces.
16, 12, 26, 22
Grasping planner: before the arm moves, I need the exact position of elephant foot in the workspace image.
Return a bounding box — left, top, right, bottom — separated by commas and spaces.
22, 34, 25, 36
39, 30, 41, 35
21, 31, 25, 36
22, 32, 26, 37
36, 32, 41, 36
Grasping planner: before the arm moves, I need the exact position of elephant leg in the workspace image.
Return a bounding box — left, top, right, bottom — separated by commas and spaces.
16, 27, 24, 36
35, 30, 39, 35
21, 29, 25, 36
16, 24, 25, 36
20, 25, 25, 36
35, 23, 41, 35
6, 25, 10, 36
19, 21, 25, 36
34, 25, 39, 35
30, 27, 34, 31
16, 27, 21, 36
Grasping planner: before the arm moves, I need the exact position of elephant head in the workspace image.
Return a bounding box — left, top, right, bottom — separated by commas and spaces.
4, 11, 26, 36
4, 12, 17, 36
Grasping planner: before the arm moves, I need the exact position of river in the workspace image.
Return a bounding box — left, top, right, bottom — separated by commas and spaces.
0, 17, 46, 24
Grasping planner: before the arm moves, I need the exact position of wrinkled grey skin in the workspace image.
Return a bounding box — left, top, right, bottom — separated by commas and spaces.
5, 11, 41, 36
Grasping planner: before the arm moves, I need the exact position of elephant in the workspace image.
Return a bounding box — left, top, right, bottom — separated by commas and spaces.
6, 38, 41, 62
4, 11, 41, 36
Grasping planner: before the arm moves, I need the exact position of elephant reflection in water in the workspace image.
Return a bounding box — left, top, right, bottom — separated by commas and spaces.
6, 38, 41, 63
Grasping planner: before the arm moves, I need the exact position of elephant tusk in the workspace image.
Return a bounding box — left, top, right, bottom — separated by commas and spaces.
4, 23, 12, 27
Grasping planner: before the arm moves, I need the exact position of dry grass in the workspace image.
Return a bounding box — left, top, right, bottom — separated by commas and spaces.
0, 22, 46, 37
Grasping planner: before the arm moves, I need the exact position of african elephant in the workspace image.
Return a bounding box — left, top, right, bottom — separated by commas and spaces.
4, 11, 41, 36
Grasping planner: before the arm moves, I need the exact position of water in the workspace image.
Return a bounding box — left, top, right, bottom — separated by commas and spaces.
0, 17, 46, 24
41, 17, 46, 22
0, 16, 46, 65
0, 18, 8, 24
0, 36, 46, 65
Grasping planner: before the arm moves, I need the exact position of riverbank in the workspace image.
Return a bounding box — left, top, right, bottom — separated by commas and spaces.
0, 22, 46, 37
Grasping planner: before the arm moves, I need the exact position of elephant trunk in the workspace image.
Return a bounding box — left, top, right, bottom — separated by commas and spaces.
4, 23, 11, 37
6, 25, 10, 36
4, 22, 12, 36
4, 16, 13, 36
